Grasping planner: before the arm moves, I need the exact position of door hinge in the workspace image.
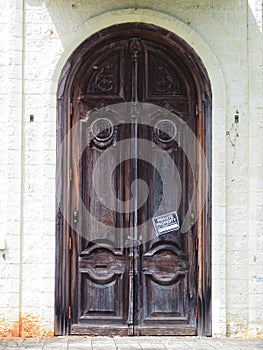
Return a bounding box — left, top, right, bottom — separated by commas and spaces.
68, 306, 72, 320
69, 167, 73, 181
195, 104, 199, 117
69, 102, 73, 116
195, 237, 199, 251
195, 306, 198, 320
69, 236, 72, 251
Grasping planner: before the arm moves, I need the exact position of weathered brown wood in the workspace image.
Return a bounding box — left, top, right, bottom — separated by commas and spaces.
70, 324, 129, 336
56, 22, 212, 336
134, 325, 197, 336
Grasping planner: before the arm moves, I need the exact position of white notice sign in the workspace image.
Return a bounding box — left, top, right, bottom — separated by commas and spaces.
152, 212, 180, 236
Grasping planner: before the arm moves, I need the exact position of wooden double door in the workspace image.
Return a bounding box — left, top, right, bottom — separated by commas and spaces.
66, 27, 200, 336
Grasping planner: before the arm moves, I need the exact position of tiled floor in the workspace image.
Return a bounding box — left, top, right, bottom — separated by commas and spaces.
0, 337, 262, 350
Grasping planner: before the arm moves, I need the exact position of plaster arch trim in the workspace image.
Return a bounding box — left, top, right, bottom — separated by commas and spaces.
52, 9, 227, 337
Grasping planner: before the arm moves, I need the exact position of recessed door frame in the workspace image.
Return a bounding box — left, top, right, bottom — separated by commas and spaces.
55, 23, 212, 336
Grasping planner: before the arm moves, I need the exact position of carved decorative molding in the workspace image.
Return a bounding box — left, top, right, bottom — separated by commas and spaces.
85, 52, 120, 95
79, 101, 94, 117
148, 53, 185, 96
129, 37, 142, 61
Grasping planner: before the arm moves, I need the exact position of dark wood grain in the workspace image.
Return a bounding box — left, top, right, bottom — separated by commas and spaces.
56, 23, 212, 336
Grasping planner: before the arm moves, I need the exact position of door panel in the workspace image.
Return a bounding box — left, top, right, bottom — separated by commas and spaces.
71, 118, 132, 334
78, 245, 126, 320
133, 115, 197, 335
69, 33, 198, 336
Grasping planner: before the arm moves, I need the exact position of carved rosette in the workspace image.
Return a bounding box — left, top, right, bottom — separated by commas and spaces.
148, 53, 185, 96
94, 64, 115, 92
156, 65, 182, 94
81, 52, 121, 96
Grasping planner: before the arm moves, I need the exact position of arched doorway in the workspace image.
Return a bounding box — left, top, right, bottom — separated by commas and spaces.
55, 23, 211, 336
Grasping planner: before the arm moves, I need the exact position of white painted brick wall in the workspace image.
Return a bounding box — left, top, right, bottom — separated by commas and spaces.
247, 0, 263, 338
0, 0, 23, 337
0, 0, 262, 338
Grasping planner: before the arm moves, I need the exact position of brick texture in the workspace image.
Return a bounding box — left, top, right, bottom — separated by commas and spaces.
0, 0, 262, 338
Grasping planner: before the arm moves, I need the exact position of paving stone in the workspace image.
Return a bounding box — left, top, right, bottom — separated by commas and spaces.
160, 340, 192, 350
22, 338, 45, 349
113, 337, 142, 349
0, 337, 263, 349
68, 336, 92, 349
42, 336, 68, 349
91, 336, 116, 350
0, 339, 24, 349
137, 337, 166, 349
